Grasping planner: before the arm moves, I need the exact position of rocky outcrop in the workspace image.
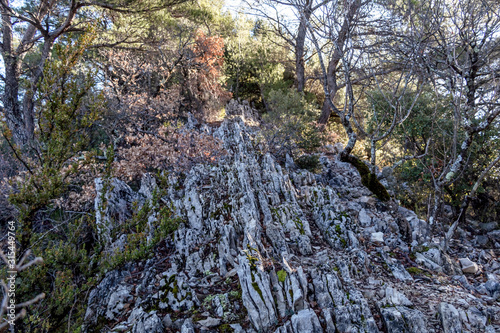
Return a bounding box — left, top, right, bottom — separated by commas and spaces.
83, 103, 500, 332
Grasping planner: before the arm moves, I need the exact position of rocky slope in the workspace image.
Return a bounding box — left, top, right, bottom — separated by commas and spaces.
83, 101, 500, 332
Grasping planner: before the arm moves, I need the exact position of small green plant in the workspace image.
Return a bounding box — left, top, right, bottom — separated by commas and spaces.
244, 250, 259, 269
244, 244, 260, 269
203, 294, 216, 309
277, 269, 287, 283
406, 267, 423, 275
220, 323, 234, 332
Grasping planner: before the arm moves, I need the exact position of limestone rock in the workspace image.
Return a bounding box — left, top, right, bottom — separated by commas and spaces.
459, 258, 479, 274
438, 303, 462, 333
181, 318, 195, 333
380, 251, 413, 281
359, 209, 372, 227
138, 173, 158, 200
485, 274, 500, 300
128, 308, 164, 333
84, 266, 133, 327
290, 309, 322, 333
479, 222, 498, 233
156, 269, 199, 311
198, 317, 221, 327
106, 285, 133, 320
81, 108, 500, 333
398, 206, 429, 243
381, 287, 413, 307
415, 253, 442, 272
489, 230, 500, 242
94, 178, 137, 245
370, 232, 384, 244
380, 306, 427, 333
415, 248, 444, 272
237, 255, 277, 331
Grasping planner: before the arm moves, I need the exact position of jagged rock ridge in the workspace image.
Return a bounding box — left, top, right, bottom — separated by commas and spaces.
83, 102, 500, 332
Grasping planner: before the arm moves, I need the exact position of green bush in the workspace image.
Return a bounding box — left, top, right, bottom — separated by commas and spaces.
370, 89, 500, 219
2, 30, 104, 332
17, 215, 95, 332
295, 154, 321, 173
2, 33, 106, 267
224, 18, 294, 110
262, 88, 323, 158
15, 184, 182, 331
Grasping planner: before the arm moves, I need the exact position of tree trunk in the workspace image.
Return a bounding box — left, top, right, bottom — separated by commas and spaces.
1, 4, 27, 146
3, 59, 27, 145
318, 55, 340, 125
441, 155, 500, 252
295, 6, 310, 93
317, 0, 362, 125
318, 99, 331, 124
21, 39, 55, 142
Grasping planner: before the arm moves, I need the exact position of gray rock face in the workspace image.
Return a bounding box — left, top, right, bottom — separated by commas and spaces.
181, 318, 195, 333
381, 287, 413, 307
439, 303, 462, 333
94, 173, 158, 248
489, 230, 500, 242
310, 262, 379, 333
106, 285, 134, 320
83, 104, 500, 333
94, 178, 137, 246
198, 317, 221, 327
398, 206, 429, 243
237, 255, 278, 331
83, 266, 134, 327
416, 252, 443, 272
156, 268, 199, 311
484, 275, 500, 300
359, 209, 372, 227
129, 308, 164, 333
290, 309, 322, 333
479, 222, 498, 233
380, 306, 427, 333
380, 250, 413, 281
378, 288, 427, 332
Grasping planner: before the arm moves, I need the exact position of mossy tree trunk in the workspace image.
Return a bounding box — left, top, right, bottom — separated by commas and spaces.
342, 154, 390, 202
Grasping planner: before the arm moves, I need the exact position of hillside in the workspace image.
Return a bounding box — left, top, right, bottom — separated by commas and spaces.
80, 102, 499, 332
1, 1, 499, 331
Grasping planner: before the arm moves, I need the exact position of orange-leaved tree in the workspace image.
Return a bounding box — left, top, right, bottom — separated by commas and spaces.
183, 31, 232, 120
